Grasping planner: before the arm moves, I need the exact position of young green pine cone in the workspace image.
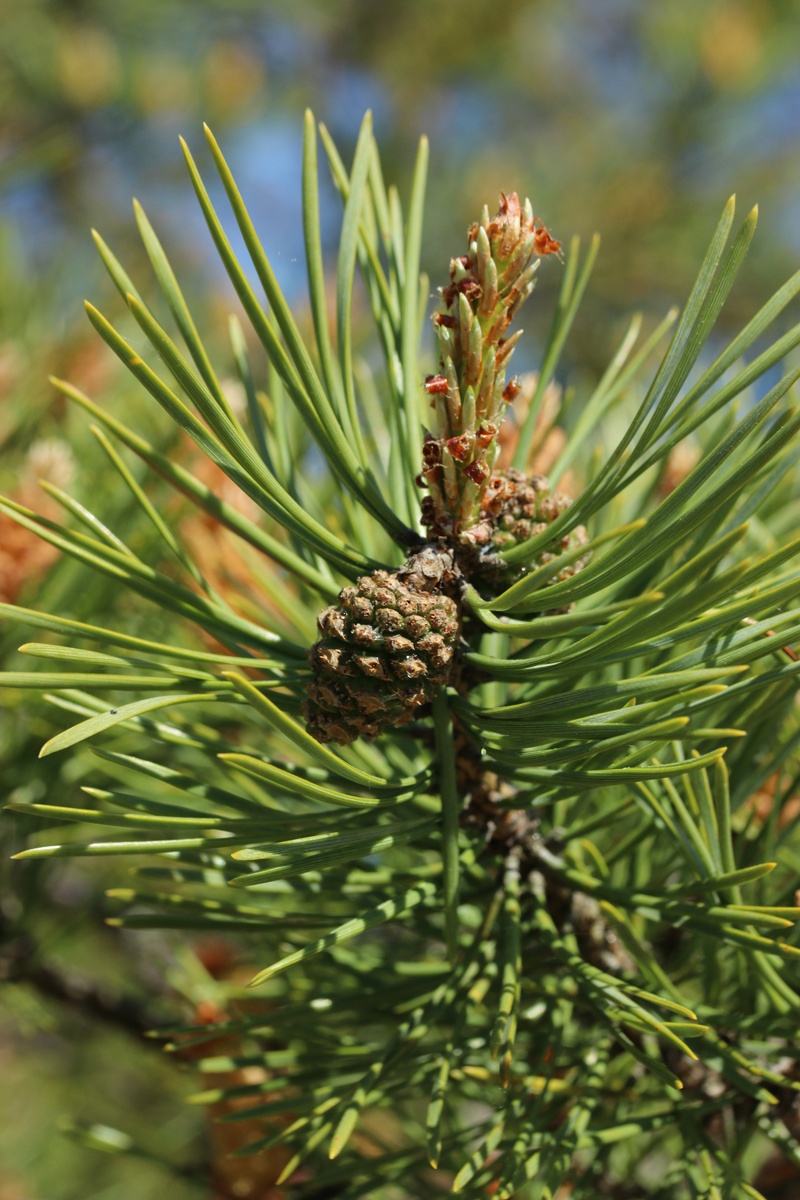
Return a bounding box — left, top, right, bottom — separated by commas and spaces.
421, 192, 560, 539
304, 548, 461, 745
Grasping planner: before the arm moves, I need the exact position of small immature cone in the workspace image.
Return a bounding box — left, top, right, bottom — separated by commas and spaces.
462, 467, 589, 601
304, 547, 460, 745
421, 193, 560, 539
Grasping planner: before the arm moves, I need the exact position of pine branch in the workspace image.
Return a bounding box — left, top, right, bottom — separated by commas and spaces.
2, 110, 799, 1198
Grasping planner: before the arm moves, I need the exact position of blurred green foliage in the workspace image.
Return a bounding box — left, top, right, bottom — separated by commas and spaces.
2, 0, 799, 345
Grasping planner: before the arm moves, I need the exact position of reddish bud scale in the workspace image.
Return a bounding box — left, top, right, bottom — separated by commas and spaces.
502, 378, 521, 403
464, 460, 492, 485
446, 434, 474, 462
533, 225, 561, 256
424, 374, 449, 395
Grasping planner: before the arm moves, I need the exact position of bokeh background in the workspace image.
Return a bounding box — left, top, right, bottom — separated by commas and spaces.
1, 2, 799, 1197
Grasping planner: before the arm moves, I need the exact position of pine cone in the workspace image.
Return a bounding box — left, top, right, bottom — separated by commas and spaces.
423, 467, 589, 597
304, 548, 461, 745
